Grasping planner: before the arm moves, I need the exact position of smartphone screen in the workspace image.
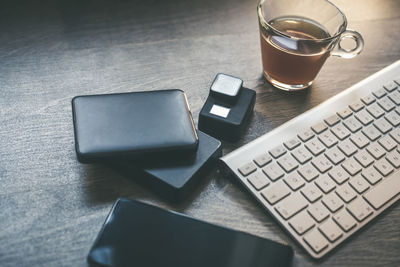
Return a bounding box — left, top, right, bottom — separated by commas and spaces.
88, 198, 293, 267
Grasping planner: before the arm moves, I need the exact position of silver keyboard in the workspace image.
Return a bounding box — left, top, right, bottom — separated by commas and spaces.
221, 60, 400, 259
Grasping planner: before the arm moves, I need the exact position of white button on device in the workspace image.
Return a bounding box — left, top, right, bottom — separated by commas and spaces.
210, 104, 230, 118
210, 73, 243, 101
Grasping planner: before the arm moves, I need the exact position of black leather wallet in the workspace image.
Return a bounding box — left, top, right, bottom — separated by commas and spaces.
72, 89, 198, 163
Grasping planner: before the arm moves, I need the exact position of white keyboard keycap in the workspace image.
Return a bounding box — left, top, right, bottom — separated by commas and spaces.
385, 111, 400, 126
291, 146, 313, 164
298, 129, 315, 142
374, 118, 392, 134
343, 116, 362, 132
318, 131, 338, 148
338, 139, 358, 157
269, 145, 287, 158
363, 170, 400, 209
275, 193, 308, 220
355, 109, 374, 125
253, 153, 272, 167
362, 125, 381, 141
386, 150, 400, 168
390, 128, 400, 143
319, 219, 343, 242
329, 166, 350, 184
305, 139, 326, 156
261, 180, 291, 205
290, 211, 315, 235
372, 88, 387, 98
350, 131, 370, 149
337, 107, 352, 119
322, 193, 344, 212
277, 154, 299, 173
284, 137, 301, 150
378, 96, 395, 112
315, 174, 336, 193
342, 158, 362, 176
303, 229, 329, 253
247, 171, 270, 190
367, 103, 385, 118
367, 142, 386, 159
324, 114, 340, 126
325, 147, 346, 165
298, 164, 319, 182
284, 172, 305, 191
336, 184, 357, 203
374, 158, 394, 176
238, 162, 257, 176
312, 121, 328, 134
349, 100, 364, 112
349, 174, 370, 194
347, 198, 373, 222
301, 183, 323, 203
354, 150, 374, 168
331, 124, 351, 140
388, 90, 400, 104
361, 94, 375, 105
308, 202, 330, 222
333, 209, 357, 232
378, 135, 397, 151
311, 155, 333, 173
384, 81, 398, 92
262, 162, 285, 181
362, 166, 382, 185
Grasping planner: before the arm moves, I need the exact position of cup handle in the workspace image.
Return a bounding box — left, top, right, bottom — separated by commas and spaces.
331, 29, 364, 59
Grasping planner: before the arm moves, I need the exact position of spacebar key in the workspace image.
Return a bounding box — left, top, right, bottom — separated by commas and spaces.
364, 170, 400, 210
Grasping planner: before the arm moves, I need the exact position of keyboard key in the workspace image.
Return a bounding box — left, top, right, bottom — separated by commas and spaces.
303, 229, 329, 253
315, 174, 336, 193
372, 88, 387, 98
319, 219, 343, 242
386, 150, 400, 168
329, 166, 350, 184
284, 172, 305, 191
253, 153, 272, 167
275, 192, 308, 220
261, 180, 291, 205
385, 111, 400, 126
312, 121, 328, 134
305, 139, 326, 156
362, 166, 382, 185
331, 124, 351, 140
362, 125, 381, 141
290, 211, 315, 235
349, 174, 370, 194
262, 162, 285, 181
364, 170, 400, 209
347, 198, 373, 222
324, 114, 340, 126
374, 158, 394, 176
298, 164, 319, 182
308, 202, 330, 222
350, 132, 369, 149
238, 162, 257, 176
337, 107, 353, 119
367, 142, 386, 159
284, 137, 301, 150
318, 131, 338, 148
301, 183, 323, 203
384, 81, 398, 92
354, 109, 374, 125
291, 146, 313, 164
343, 116, 362, 133
390, 128, 400, 143
311, 155, 333, 173
388, 90, 400, 104
367, 103, 385, 118
322, 193, 344, 212
341, 158, 362, 176
354, 150, 374, 168
336, 184, 357, 203
361, 94, 376, 105
349, 100, 364, 112
333, 209, 357, 232
378, 135, 397, 151
338, 139, 358, 157
298, 129, 315, 142
277, 154, 299, 173
325, 147, 346, 165
374, 118, 392, 134
247, 171, 270, 190
378, 96, 395, 112
269, 145, 287, 158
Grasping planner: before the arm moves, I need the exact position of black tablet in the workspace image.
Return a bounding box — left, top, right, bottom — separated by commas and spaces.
88, 198, 293, 267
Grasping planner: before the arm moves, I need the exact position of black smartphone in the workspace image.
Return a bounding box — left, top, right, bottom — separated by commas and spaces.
88, 198, 293, 267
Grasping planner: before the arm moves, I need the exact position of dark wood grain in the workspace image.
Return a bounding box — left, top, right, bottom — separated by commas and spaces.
1, 0, 400, 266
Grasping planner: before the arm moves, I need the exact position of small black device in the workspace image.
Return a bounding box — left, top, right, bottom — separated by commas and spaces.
113, 130, 222, 202
88, 198, 294, 267
199, 74, 256, 142
71, 89, 198, 163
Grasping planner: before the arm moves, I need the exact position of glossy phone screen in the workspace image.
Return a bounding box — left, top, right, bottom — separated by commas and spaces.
88, 198, 293, 267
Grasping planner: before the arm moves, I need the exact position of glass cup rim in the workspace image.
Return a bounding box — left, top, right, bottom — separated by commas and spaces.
257, 0, 348, 42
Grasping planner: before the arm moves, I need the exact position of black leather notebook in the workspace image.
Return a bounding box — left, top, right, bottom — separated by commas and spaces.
72, 89, 198, 163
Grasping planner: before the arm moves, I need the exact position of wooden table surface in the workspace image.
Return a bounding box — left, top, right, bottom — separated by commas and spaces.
1, 0, 399, 266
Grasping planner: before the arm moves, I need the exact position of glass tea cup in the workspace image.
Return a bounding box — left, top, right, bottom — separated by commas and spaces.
258, 0, 364, 91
